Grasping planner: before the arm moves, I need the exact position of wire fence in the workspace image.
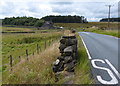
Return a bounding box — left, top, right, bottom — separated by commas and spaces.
8, 37, 61, 71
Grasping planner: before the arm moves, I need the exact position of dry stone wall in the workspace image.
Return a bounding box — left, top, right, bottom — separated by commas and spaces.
52, 35, 78, 74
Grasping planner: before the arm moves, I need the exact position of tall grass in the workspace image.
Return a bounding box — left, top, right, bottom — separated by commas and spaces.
72, 33, 94, 84
2, 27, 64, 84
2, 25, 96, 84
2, 28, 63, 72
2, 42, 60, 84
2, 30, 94, 84
52, 32, 94, 84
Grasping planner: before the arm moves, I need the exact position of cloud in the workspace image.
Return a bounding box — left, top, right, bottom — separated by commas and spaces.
50, 2, 118, 21
50, 2, 73, 5
0, 2, 15, 15
0, 0, 119, 21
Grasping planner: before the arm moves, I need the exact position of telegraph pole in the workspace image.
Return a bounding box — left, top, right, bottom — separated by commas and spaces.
106, 5, 114, 29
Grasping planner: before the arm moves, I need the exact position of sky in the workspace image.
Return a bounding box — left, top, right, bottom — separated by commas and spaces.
0, 0, 119, 22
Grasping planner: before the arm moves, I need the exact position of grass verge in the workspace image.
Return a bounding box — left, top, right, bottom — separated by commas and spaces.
72, 33, 94, 84
48, 31, 94, 84
83, 27, 119, 38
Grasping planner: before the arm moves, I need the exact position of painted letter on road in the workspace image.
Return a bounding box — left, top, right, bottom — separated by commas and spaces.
91, 59, 118, 84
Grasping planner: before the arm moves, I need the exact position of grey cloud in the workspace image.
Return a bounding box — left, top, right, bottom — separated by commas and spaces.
26, 2, 41, 13
50, 2, 118, 21
52, 5, 74, 14
28, 5, 39, 13
50, 2, 73, 5
0, 0, 118, 21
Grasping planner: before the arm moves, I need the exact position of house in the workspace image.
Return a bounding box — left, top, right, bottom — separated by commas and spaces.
38, 21, 64, 30
41, 21, 54, 29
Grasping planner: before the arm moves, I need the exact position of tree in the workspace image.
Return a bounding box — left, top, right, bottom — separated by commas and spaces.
2, 16, 44, 27
34, 20, 44, 27
100, 18, 120, 22
41, 15, 88, 23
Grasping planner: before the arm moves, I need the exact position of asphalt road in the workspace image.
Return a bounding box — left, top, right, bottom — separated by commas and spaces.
78, 32, 120, 85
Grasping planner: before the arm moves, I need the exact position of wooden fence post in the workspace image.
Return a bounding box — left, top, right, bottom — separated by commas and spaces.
9, 55, 12, 71
33, 51, 34, 56
45, 41, 46, 49
51, 39, 53, 43
37, 44, 39, 54
39, 46, 41, 52
26, 49, 28, 60
18, 56, 21, 62
49, 40, 51, 46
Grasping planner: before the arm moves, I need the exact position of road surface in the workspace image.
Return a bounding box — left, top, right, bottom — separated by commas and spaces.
78, 32, 120, 85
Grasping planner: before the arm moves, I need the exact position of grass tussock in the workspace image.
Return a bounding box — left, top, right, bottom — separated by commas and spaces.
3, 42, 60, 84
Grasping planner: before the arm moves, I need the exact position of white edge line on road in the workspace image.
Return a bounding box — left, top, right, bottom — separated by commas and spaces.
79, 35, 92, 59
105, 59, 120, 79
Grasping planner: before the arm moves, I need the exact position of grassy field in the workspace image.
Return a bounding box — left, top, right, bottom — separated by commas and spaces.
2, 21, 118, 84
55, 22, 119, 37
55, 22, 119, 29
2, 26, 93, 84
83, 28, 119, 37
2, 27, 35, 33
2, 27, 64, 84
2, 31, 93, 84
2, 27, 63, 71
2, 42, 60, 84
0, 22, 120, 84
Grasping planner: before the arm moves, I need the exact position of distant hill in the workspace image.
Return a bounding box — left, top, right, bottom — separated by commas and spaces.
41, 15, 88, 23
100, 18, 120, 22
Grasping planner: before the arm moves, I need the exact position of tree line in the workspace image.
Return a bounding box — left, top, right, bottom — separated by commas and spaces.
2, 15, 88, 27
2, 16, 44, 27
100, 18, 120, 22
41, 15, 88, 23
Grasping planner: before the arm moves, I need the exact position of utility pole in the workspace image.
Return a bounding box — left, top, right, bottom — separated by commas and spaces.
106, 5, 114, 29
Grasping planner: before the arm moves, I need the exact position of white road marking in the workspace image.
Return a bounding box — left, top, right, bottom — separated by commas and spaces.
79, 32, 119, 84
105, 59, 120, 79
81, 32, 90, 34
85, 32, 90, 34
80, 35, 92, 59
91, 59, 118, 84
